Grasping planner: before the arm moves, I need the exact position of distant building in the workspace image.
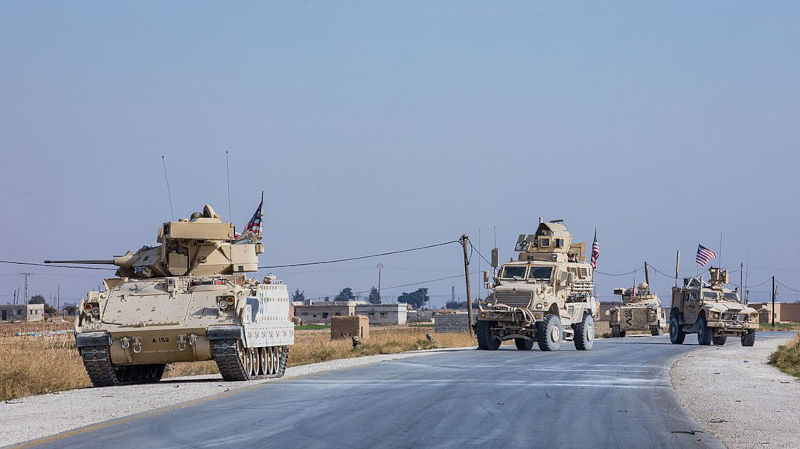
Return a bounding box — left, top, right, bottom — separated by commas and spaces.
356, 303, 407, 325
0, 304, 45, 322
293, 301, 360, 324
749, 302, 800, 324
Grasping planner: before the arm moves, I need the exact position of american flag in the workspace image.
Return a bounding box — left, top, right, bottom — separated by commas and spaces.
241, 195, 263, 238
696, 244, 716, 266
590, 229, 599, 269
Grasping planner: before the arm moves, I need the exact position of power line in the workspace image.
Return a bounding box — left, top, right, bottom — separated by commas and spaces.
775, 279, 800, 294
467, 239, 492, 266
258, 240, 459, 269
595, 269, 638, 277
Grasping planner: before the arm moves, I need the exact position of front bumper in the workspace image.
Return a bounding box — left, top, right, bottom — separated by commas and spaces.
707, 320, 758, 331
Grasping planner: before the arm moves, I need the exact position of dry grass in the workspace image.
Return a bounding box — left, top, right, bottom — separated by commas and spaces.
0, 335, 90, 401
0, 325, 477, 400
768, 332, 800, 378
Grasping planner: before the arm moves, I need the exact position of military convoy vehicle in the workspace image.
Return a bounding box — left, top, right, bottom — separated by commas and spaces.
669, 267, 757, 346
610, 264, 666, 337
45, 204, 294, 387
476, 219, 597, 351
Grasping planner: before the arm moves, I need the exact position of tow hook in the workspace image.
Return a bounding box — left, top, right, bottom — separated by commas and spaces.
120, 337, 131, 350
177, 335, 187, 351
132, 337, 142, 353
188, 334, 197, 347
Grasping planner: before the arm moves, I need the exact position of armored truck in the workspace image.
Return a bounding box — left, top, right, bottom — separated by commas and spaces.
610, 265, 666, 337
46, 204, 294, 386
476, 220, 597, 351
669, 267, 757, 346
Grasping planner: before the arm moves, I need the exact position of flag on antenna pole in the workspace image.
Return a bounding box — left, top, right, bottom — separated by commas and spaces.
696, 244, 716, 266
235, 193, 263, 241
591, 229, 599, 268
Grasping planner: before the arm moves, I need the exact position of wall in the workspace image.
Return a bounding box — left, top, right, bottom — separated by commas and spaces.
355, 304, 407, 325
434, 313, 472, 333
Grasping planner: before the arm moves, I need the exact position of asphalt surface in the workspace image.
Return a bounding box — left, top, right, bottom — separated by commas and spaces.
26, 335, 738, 449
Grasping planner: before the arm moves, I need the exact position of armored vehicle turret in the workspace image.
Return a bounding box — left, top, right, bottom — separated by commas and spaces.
609, 264, 667, 337
46, 204, 294, 386
669, 267, 757, 347
476, 219, 597, 351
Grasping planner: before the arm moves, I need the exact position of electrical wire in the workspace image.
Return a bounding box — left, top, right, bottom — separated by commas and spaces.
258, 240, 459, 269
595, 269, 638, 277
467, 239, 492, 266
775, 279, 800, 294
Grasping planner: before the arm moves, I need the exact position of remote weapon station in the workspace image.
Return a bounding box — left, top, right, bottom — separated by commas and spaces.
46, 204, 294, 386
476, 219, 597, 351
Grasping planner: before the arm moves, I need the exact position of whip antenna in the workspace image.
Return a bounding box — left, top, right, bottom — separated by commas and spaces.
226, 150, 232, 223
161, 155, 175, 221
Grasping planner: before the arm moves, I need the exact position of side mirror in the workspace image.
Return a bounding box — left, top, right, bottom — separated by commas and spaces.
483, 271, 490, 283
491, 248, 499, 268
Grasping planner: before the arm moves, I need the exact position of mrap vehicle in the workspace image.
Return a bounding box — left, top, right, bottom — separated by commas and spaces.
476, 219, 597, 351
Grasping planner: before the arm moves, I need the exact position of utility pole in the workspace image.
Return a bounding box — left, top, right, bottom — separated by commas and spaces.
644, 262, 650, 285
376, 263, 383, 299
22, 273, 32, 305
771, 276, 776, 328
57, 285, 61, 313
460, 235, 474, 335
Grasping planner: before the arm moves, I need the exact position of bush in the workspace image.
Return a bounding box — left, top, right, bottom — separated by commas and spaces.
768, 333, 800, 378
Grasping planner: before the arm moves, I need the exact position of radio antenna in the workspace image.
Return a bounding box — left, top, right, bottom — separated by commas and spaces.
226, 150, 233, 223
161, 155, 175, 221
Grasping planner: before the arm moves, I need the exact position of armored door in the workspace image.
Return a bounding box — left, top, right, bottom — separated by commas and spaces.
684, 290, 700, 324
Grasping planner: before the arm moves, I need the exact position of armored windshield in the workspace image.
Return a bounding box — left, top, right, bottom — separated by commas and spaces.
723, 292, 741, 302
529, 266, 553, 281
702, 291, 719, 300
501, 266, 527, 279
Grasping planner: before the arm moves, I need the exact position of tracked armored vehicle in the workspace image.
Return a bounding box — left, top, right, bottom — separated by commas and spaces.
46, 204, 294, 386
669, 267, 757, 346
476, 219, 597, 351
610, 264, 666, 337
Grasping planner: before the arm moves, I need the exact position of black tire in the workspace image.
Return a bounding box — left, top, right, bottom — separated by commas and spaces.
712, 335, 727, 346
741, 330, 756, 347
573, 314, 594, 350
697, 315, 712, 346
514, 338, 534, 350
536, 314, 563, 351
476, 321, 500, 350
650, 325, 662, 336
619, 331, 627, 338
611, 324, 621, 338
669, 316, 685, 344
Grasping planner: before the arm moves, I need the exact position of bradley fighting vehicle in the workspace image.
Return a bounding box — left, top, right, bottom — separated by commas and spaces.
476, 219, 597, 351
669, 267, 757, 346
610, 263, 666, 337
45, 205, 294, 386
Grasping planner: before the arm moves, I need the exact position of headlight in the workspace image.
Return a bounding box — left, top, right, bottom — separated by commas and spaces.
92, 307, 100, 316
711, 312, 720, 319
536, 303, 543, 310
480, 312, 486, 318
485, 303, 493, 308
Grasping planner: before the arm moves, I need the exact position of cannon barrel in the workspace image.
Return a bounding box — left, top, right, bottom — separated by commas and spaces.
44, 259, 116, 265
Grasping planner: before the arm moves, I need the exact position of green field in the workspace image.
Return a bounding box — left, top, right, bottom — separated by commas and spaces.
294, 324, 331, 330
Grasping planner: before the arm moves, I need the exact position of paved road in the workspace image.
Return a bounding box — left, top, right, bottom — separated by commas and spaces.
29, 335, 740, 449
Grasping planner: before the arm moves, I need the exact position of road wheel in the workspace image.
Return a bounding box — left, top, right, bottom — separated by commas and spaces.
650, 325, 662, 336
537, 314, 563, 351
476, 321, 500, 350
573, 314, 594, 350
611, 324, 621, 338
741, 330, 756, 347
669, 316, 685, 344
514, 338, 534, 350
697, 316, 712, 345
712, 335, 727, 346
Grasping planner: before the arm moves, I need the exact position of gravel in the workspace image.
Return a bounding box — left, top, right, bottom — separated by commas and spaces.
671, 334, 800, 449
0, 347, 473, 447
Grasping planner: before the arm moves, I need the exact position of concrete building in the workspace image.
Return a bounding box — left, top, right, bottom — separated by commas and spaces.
356, 303, 407, 325
0, 304, 45, 322
293, 301, 360, 324
749, 302, 800, 324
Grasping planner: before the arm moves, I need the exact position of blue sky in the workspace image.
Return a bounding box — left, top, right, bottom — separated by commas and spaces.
1, 1, 798, 307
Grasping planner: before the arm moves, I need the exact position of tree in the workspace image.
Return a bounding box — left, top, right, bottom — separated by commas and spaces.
29, 295, 46, 305
368, 287, 381, 304
398, 288, 430, 309
291, 288, 306, 302
44, 304, 58, 315
63, 303, 78, 316
335, 287, 356, 302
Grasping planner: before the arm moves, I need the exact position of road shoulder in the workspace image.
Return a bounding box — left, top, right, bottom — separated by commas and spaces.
1, 347, 473, 448
671, 334, 800, 449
